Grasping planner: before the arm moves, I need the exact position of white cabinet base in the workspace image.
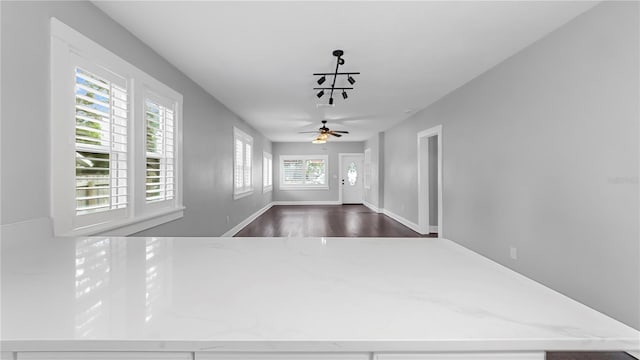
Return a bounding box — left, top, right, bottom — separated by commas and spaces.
196, 352, 544, 360
196, 354, 369, 360
375, 353, 544, 360
16, 353, 192, 360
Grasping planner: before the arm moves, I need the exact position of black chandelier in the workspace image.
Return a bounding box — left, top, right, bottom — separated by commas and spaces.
313, 49, 360, 105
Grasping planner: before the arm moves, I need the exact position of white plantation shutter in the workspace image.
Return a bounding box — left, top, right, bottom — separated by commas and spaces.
234, 139, 244, 189
283, 159, 304, 185
280, 155, 328, 189
268, 158, 273, 186
263, 152, 273, 191
263, 155, 268, 187
74, 67, 128, 215
145, 98, 176, 203
244, 143, 252, 188
233, 127, 253, 197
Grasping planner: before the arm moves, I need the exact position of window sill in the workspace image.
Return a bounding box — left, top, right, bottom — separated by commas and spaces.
234, 190, 254, 200
58, 207, 185, 237
263, 186, 273, 194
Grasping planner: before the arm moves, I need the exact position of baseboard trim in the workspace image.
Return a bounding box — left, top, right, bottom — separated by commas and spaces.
627, 351, 640, 359
363, 201, 381, 213
429, 225, 439, 233
221, 202, 274, 237
381, 209, 421, 234
272, 200, 341, 206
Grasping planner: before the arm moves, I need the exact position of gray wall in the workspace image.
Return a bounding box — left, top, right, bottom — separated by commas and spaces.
363, 132, 385, 210
0, 1, 272, 236
378, 133, 385, 210
363, 133, 380, 209
383, 1, 639, 329
272, 142, 364, 202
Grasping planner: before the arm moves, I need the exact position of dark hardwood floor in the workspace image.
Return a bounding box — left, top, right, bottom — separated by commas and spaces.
234, 205, 635, 360
234, 204, 436, 237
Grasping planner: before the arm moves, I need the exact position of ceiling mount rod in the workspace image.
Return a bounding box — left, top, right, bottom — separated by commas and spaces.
328, 49, 344, 103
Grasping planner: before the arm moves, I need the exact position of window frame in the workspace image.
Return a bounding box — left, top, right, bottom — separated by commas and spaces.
279, 155, 329, 190
142, 89, 179, 210
51, 18, 184, 237
233, 127, 253, 199
263, 151, 273, 193
72, 61, 129, 226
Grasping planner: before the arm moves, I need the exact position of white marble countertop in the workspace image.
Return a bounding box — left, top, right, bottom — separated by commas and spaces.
1, 236, 639, 352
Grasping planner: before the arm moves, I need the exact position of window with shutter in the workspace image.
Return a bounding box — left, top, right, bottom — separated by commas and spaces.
75, 67, 128, 215
233, 127, 253, 198
279, 155, 329, 190
51, 18, 184, 236
235, 138, 244, 190
263, 152, 273, 192
145, 97, 175, 203
244, 143, 252, 188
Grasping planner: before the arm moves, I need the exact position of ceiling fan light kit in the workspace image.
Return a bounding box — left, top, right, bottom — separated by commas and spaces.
313, 49, 360, 106
300, 120, 350, 144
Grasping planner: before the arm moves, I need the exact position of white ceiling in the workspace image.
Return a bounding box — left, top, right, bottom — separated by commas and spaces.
93, 1, 597, 142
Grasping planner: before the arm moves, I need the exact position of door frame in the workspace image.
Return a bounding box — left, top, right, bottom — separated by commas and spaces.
338, 153, 364, 204
417, 125, 443, 235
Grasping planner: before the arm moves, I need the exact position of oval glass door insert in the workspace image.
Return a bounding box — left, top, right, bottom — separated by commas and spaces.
347, 162, 358, 186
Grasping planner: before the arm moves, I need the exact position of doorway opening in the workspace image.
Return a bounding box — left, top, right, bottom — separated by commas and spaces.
417, 125, 443, 236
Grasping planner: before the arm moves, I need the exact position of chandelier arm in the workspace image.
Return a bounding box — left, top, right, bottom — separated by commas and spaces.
313, 87, 353, 90
312, 72, 361, 76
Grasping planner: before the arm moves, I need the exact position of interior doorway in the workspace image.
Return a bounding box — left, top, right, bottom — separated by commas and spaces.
417, 125, 443, 236
339, 153, 364, 204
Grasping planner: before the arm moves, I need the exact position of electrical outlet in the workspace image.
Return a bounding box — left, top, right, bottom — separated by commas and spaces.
509, 246, 518, 260
226, 215, 230, 224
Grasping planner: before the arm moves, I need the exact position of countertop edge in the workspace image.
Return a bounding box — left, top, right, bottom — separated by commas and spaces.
2, 338, 639, 353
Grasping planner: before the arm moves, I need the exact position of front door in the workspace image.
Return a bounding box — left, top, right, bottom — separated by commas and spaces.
340, 154, 364, 204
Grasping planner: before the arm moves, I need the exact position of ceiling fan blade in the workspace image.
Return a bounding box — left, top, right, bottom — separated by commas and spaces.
329, 132, 342, 137
331, 130, 349, 134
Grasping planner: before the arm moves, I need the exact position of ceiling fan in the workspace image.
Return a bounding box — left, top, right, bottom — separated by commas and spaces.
299, 120, 349, 144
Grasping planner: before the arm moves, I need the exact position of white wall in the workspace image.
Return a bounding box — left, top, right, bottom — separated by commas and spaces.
382, 1, 639, 329
0, 1, 272, 236
272, 142, 364, 203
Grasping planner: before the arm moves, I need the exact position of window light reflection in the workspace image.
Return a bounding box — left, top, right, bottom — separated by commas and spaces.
74, 237, 111, 338
145, 237, 173, 324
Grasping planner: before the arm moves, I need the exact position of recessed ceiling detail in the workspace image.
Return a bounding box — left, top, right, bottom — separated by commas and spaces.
313, 49, 360, 106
